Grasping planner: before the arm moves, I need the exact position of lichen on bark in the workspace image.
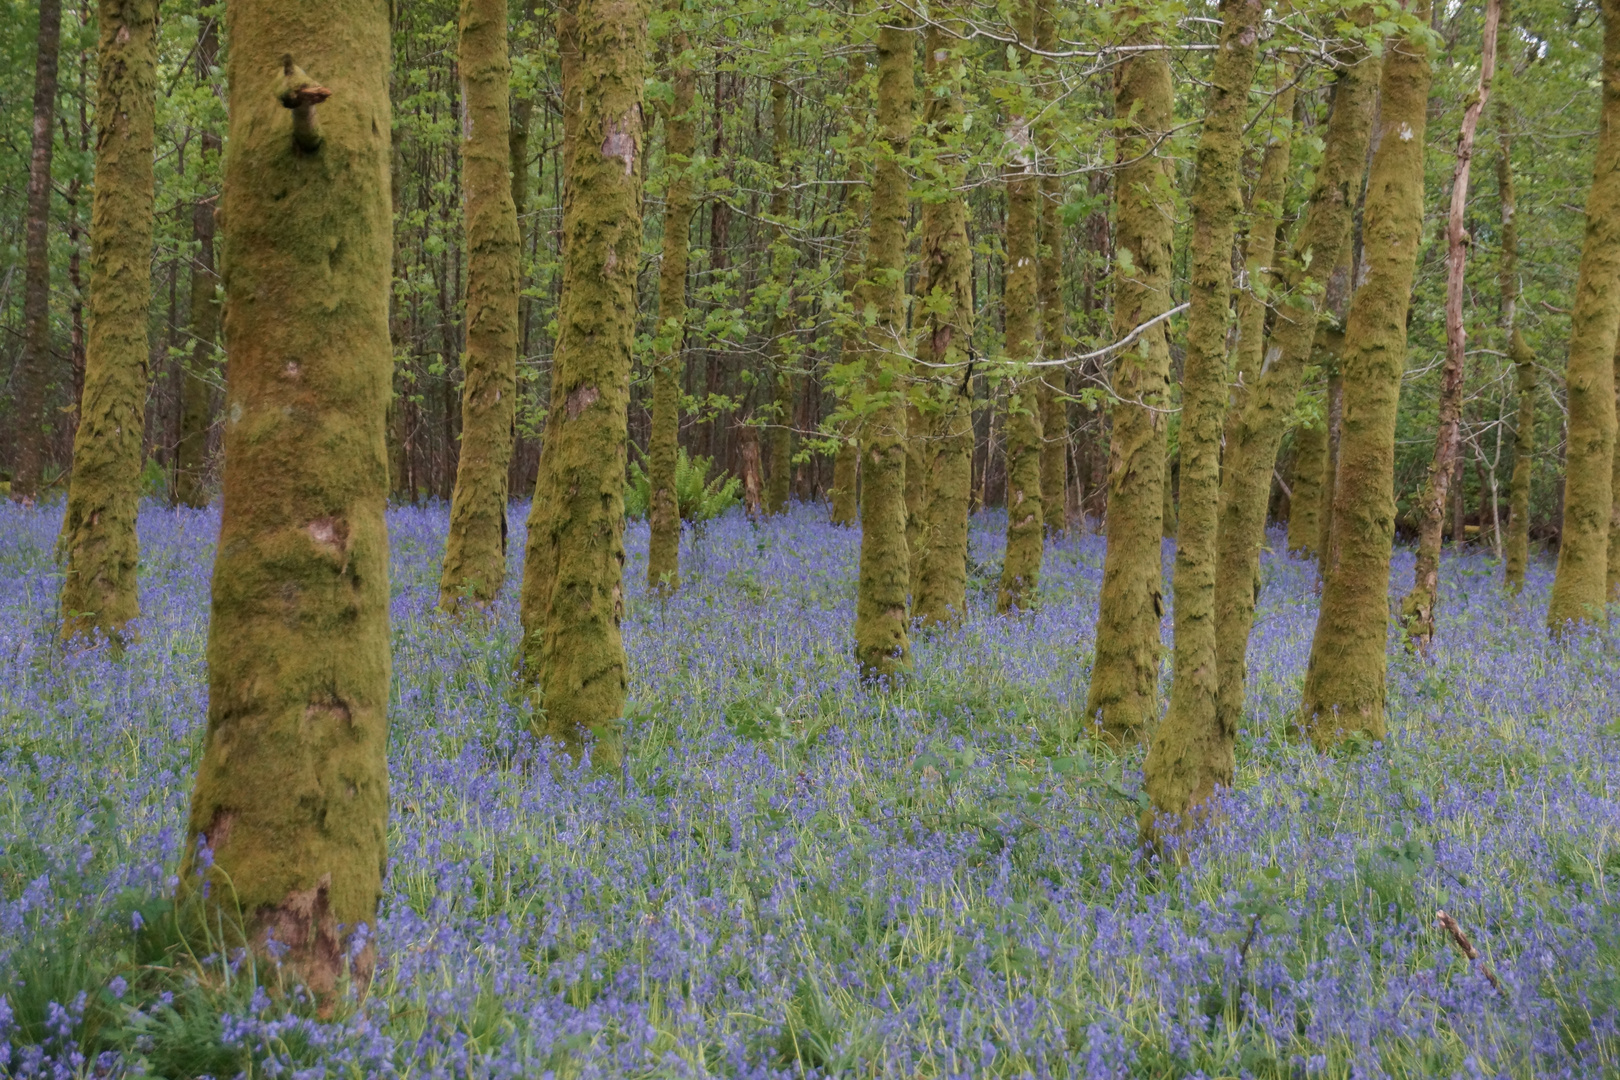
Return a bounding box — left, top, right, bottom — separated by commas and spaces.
180, 0, 395, 995
59, 0, 159, 644
440, 0, 521, 614
519, 0, 648, 764
1301, 1, 1434, 745
1084, 13, 1174, 743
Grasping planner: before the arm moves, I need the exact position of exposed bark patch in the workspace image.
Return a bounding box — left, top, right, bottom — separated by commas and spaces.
257, 873, 351, 997
565, 384, 599, 419
307, 516, 349, 552
204, 806, 236, 853
282, 360, 301, 380
304, 694, 353, 728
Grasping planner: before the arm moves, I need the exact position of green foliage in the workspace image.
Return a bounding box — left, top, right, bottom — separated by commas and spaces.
625, 448, 740, 523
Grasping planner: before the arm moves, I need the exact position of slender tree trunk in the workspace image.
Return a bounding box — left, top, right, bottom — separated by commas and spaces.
1500, 102, 1536, 590
765, 52, 795, 516
1301, 3, 1434, 744
1213, 37, 1376, 739
1548, 0, 1620, 628
912, 10, 974, 626
1144, 0, 1263, 828
440, 0, 521, 613
997, 0, 1043, 614
1036, 0, 1066, 535
59, 0, 159, 643
1084, 18, 1175, 742
853, 7, 913, 680
175, 17, 223, 509
181, 1, 395, 993
647, 7, 695, 591
519, 0, 647, 764
1318, 323, 1348, 577
829, 52, 867, 529
1401, 0, 1501, 647
12, 0, 62, 505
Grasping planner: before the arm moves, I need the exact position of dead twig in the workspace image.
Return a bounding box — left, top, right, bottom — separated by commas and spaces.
1436, 909, 1505, 995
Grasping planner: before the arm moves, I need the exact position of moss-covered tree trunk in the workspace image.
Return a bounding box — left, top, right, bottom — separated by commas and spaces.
646, 7, 695, 591
180, 1, 394, 993
1084, 17, 1174, 742
765, 55, 796, 516
519, 0, 647, 763
1144, 0, 1263, 825
853, 7, 913, 680
1288, 415, 1325, 556
1036, 0, 1066, 535
1300, 4, 1433, 744
175, 18, 222, 511
1500, 60, 1534, 592
439, 0, 521, 613
11, 0, 61, 506
1401, 0, 1500, 647
1548, 0, 1620, 628
1212, 38, 1376, 739
912, 11, 974, 626
998, 1, 1043, 614
58, 0, 158, 643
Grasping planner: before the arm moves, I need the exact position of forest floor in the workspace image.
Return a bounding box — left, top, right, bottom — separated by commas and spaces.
1, 500, 1617, 1078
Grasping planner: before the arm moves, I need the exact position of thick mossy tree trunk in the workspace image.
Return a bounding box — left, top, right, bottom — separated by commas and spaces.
180, 0, 394, 993
829, 50, 867, 530
765, 58, 796, 516
912, 11, 974, 627
519, 0, 647, 763
1084, 16, 1174, 742
1300, 4, 1433, 745
1288, 415, 1326, 556
853, 8, 913, 680
1503, 109, 1535, 589
998, 3, 1043, 615
1036, 0, 1066, 535
176, 17, 223, 511
1549, 0, 1620, 629
1144, 0, 1263, 827
1401, 0, 1501, 647
440, 0, 521, 613
1212, 38, 1376, 739
13, 0, 62, 505
59, 0, 158, 643
646, 9, 695, 591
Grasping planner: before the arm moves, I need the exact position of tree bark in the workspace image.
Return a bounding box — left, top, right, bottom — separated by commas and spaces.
1213, 36, 1376, 740
829, 52, 867, 530
12, 0, 63, 504
911, 9, 974, 626
647, 4, 695, 591
59, 0, 159, 644
1548, 0, 1620, 629
765, 50, 796, 516
440, 0, 521, 613
175, 16, 222, 509
1036, 0, 1066, 535
1084, 15, 1175, 742
1288, 412, 1326, 556
853, 7, 913, 680
1145, 0, 1264, 827
1301, 1, 1434, 744
1401, 0, 1501, 647
181, 0, 395, 995
997, 0, 1043, 614
519, 0, 647, 765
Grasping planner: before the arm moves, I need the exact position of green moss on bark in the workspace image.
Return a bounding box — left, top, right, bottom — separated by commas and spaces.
175, 78, 221, 512
180, 0, 395, 994
1213, 39, 1375, 741
520, 0, 647, 765
853, 9, 913, 681
440, 0, 521, 614
1143, 0, 1262, 828
1548, 0, 1620, 629
1084, 16, 1174, 743
59, 0, 158, 643
1036, 0, 1066, 535
911, 12, 974, 627
647, 7, 695, 592
829, 50, 867, 531
1288, 414, 1326, 557
1301, 3, 1433, 745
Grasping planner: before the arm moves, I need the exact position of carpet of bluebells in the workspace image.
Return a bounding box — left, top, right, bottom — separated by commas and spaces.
2, 498, 1619, 1079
